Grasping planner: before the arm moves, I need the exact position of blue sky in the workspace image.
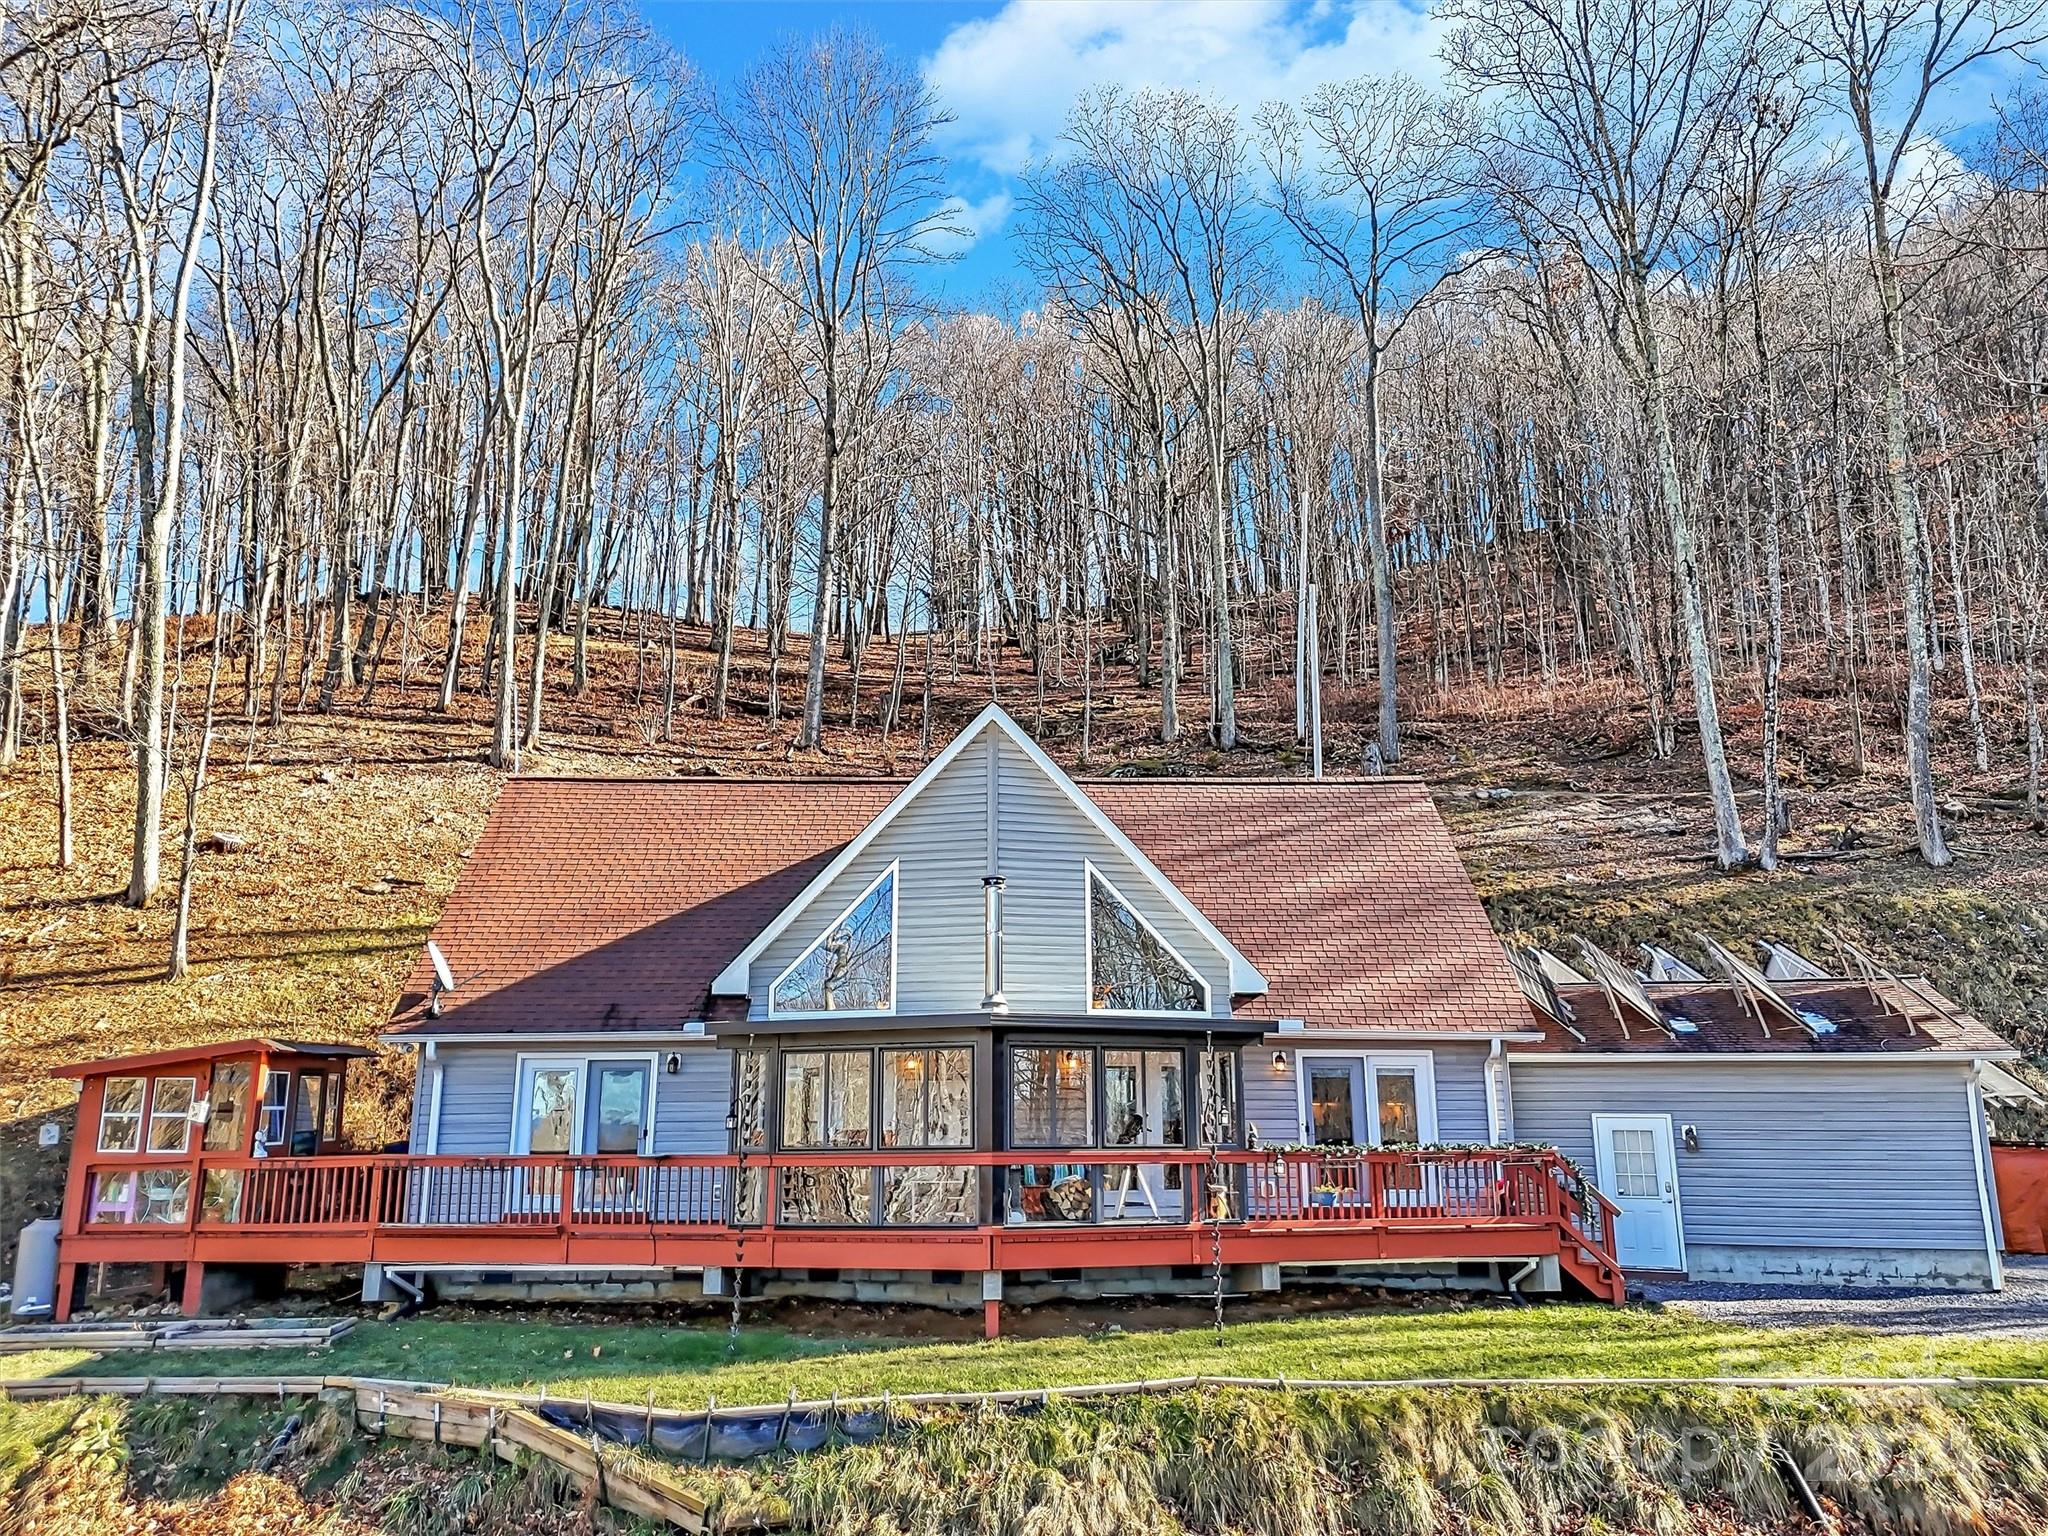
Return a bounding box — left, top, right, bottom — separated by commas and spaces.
646, 1, 2026, 305
645, 1, 1448, 302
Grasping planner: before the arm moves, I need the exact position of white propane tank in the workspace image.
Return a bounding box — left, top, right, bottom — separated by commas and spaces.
11, 1219, 60, 1319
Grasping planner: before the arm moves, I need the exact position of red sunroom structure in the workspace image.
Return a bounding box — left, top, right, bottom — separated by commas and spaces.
53, 1038, 372, 1316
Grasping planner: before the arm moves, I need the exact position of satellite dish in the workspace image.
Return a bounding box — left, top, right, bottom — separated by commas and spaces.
427, 940, 456, 995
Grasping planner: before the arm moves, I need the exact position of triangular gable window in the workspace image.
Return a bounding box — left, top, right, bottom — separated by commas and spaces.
772, 864, 896, 1016
1088, 864, 1206, 1013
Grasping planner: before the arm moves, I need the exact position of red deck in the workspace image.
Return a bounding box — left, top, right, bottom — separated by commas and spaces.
56, 1146, 1625, 1327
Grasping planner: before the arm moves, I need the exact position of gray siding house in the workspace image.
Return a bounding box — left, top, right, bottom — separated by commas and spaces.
385, 706, 2018, 1301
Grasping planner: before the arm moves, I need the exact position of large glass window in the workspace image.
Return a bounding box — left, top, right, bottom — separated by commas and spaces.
880, 1048, 972, 1148
778, 1050, 875, 1225
135, 1168, 192, 1224
773, 866, 895, 1015
97, 1077, 145, 1153
203, 1062, 252, 1153
878, 1048, 975, 1222
1088, 868, 1204, 1012
1009, 1046, 1095, 1148
93, 1168, 194, 1225
781, 1050, 873, 1149
148, 1078, 196, 1154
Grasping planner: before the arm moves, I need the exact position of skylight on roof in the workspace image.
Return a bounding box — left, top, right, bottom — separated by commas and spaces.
1798, 1010, 1838, 1035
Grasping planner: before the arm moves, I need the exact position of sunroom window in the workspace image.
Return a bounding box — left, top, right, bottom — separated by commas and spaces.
1087, 867, 1205, 1012
772, 866, 896, 1015
1010, 1046, 1095, 1148
148, 1078, 196, 1154
781, 1050, 873, 1149
97, 1077, 145, 1153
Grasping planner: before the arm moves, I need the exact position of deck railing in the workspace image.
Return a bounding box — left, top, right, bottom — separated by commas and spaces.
72, 1145, 1614, 1250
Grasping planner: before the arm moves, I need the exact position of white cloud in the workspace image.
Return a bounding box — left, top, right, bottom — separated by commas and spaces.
928, 189, 1016, 256
923, 0, 1447, 176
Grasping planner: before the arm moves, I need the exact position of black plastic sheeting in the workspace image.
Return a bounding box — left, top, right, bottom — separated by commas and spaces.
536, 1399, 908, 1460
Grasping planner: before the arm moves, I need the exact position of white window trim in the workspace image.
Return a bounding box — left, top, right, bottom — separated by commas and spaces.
1292, 1051, 1440, 1146
766, 860, 900, 1021
146, 1076, 197, 1155
508, 1053, 661, 1157
1083, 859, 1212, 1017
97, 1075, 147, 1154
258, 1068, 291, 1150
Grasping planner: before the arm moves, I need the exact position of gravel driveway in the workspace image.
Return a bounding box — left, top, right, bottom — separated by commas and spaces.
1640, 1254, 2048, 1340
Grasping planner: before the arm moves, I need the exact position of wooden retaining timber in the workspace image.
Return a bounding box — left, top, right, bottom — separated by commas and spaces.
0, 1373, 738, 1532
0, 1317, 356, 1354
10, 1367, 2048, 1416
357, 1384, 727, 1532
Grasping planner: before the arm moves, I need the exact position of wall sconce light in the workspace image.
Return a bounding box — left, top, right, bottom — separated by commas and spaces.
665, 1053, 681, 1076
1681, 1124, 1700, 1153
1272, 1050, 1289, 1073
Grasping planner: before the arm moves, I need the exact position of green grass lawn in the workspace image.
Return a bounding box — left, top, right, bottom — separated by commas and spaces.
8, 1301, 2048, 1411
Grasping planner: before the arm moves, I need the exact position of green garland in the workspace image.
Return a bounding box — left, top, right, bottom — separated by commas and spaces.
1249, 1139, 1592, 1191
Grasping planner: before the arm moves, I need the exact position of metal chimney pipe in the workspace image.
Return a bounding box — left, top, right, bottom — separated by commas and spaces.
983, 874, 1007, 1012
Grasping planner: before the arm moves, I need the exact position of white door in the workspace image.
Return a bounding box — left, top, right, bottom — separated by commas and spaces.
1591, 1114, 1684, 1271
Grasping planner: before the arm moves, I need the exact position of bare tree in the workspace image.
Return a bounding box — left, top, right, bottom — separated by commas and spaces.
1449, 0, 1766, 868
101, 0, 245, 904
1800, 0, 2048, 866
710, 27, 951, 751
1261, 75, 1487, 763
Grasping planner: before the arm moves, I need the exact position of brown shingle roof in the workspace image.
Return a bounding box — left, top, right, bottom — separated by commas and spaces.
387, 776, 1531, 1040
1518, 979, 2014, 1057
1083, 781, 1532, 1037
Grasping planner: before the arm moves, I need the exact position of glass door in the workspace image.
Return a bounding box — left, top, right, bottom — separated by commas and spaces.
580, 1060, 652, 1211
1367, 1061, 1436, 1208
1367, 1064, 1423, 1145
1306, 1060, 1364, 1145
289, 1072, 324, 1155
514, 1061, 580, 1217
1104, 1049, 1184, 1220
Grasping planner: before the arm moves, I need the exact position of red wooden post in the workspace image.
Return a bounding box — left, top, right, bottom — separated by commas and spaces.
179, 1261, 206, 1317
983, 1298, 1001, 1339
53, 1262, 79, 1323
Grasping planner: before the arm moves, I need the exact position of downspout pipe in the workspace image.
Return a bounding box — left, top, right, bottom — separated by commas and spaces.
1502, 1256, 1540, 1306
